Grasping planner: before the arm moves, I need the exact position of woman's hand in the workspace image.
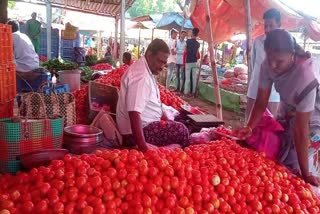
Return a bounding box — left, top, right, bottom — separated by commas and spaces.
146, 143, 159, 151
232, 126, 253, 139
303, 174, 320, 187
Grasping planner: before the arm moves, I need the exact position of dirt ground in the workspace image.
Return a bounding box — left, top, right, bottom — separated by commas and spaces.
181, 95, 245, 128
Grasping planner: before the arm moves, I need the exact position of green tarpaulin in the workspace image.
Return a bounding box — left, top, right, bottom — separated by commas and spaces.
198, 82, 246, 112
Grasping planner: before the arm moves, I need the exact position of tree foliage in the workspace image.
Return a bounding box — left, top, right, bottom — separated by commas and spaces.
8, 1, 15, 9
128, 0, 184, 17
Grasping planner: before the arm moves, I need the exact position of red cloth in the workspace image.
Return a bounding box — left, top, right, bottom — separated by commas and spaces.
190, 0, 302, 43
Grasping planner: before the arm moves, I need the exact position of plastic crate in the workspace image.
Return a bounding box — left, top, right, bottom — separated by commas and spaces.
61, 39, 77, 48
0, 160, 21, 173
61, 48, 74, 59
16, 70, 51, 92
0, 24, 13, 64
43, 84, 70, 95
0, 63, 16, 103
0, 100, 14, 118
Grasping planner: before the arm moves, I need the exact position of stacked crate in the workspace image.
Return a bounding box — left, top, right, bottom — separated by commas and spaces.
0, 24, 16, 118
61, 32, 80, 61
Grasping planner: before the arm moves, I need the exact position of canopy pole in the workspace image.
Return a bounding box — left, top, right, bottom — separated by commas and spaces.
151, 28, 154, 41
204, 0, 223, 120
46, 0, 52, 60
120, 0, 125, 64
195, 40, 205, 96
114, 16, 119, 60
244, 0, 253, 82
138, 28, 141, 58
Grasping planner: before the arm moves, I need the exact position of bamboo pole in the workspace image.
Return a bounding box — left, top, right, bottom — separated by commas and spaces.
195, 40, 205, 96
204, 0, 223, 120
244, 0, 253, 83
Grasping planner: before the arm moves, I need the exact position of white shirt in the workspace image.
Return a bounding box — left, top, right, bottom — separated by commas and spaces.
12, 32, 39, 72
167, 38, 177, 64
176, 39, 186, 65
247, 34, 280, 102
116, 56, 162, 135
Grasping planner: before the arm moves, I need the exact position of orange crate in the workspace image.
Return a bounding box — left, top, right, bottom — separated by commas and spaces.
0, 63, 16, 103
0, 24, 13, 64
0, 100, 14, 118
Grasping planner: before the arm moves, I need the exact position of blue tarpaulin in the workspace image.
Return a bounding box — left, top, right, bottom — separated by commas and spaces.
155, 12, 193, 31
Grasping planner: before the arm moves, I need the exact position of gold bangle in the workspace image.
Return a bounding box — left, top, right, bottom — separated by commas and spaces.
246, 126, 252, 133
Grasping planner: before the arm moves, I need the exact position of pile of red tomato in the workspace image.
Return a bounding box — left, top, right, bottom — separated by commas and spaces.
73, 65, 186, 124
39, 55, 47, 62
1, 139, 319, 213
90, 63, 113, 71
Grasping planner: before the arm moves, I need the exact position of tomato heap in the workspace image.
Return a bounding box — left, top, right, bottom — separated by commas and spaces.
90, 63, 113, 71
1, 139, 319, 213
73, 65, 186, 124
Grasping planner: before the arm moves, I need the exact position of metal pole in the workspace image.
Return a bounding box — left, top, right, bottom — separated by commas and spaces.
244, 0, 253, 83
114, 16, 119, 60
138, 28, 141, 58
120, 0, 126, 64
46, 0, 52, 59
151, 28, 154, 41
204, 0, 223, 120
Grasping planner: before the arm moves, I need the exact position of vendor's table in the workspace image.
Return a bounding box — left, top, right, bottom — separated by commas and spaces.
198, 81, 246, 112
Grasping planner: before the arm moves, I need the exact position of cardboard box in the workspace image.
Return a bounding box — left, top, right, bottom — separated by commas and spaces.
88, 81, 119, 122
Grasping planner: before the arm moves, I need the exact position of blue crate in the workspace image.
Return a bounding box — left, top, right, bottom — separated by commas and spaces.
61, 39, 76, 48
61, 48, 74, 58
43, 84, 70, 95
17, 71, 52, 93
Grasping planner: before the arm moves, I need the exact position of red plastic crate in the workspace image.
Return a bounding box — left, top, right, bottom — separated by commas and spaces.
0, 100, 14, 118
0, 62, 16, 103
0, 24, 13, 64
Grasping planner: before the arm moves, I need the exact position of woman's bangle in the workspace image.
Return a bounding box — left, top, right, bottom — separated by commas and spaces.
245, 125, 253, 133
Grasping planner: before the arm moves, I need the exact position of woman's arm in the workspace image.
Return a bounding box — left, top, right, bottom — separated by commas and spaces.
233, 87, 271, 138
293, 112, 311, 178
247, 87, 271, 129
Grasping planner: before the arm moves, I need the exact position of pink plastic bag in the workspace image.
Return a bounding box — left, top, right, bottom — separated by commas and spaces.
246, 110, 284, 160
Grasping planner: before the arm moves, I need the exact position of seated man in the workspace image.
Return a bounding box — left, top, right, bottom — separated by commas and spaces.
116, 39, 190, 152
7, 20, 39, 72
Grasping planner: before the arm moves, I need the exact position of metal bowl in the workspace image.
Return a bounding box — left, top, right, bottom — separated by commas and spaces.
64, 125, 103, 138
19, 149, 68, 170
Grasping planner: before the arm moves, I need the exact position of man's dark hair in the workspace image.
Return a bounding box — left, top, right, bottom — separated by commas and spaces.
192, 28, 199, 36
181, 30, 187, 34
263, 8, 281, 23
123, 52, 131, 61
7, 20, 19, 33
146, 39, 170, 55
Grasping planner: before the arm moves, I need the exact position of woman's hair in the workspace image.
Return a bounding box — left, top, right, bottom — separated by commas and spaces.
264, 29, 311, 58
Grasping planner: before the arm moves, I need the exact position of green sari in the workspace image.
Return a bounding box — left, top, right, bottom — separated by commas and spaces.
26, 19, 41, 54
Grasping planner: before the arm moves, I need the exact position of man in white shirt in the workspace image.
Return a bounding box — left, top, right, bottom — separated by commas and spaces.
176, 30, 187, 92
246, 8, 281, 120
166, 29, 178, 88
7, 20, 39, 72
116, 39, 190, 152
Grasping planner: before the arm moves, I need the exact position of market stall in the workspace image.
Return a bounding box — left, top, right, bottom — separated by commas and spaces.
1, 2, 320, 213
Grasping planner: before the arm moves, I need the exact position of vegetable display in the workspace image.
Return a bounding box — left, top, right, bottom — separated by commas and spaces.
0, 140, 319, 213
80, 67, 95, 82
42, 58, 78, 72
90, 63, 113, 71
73, 65, 186, 124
